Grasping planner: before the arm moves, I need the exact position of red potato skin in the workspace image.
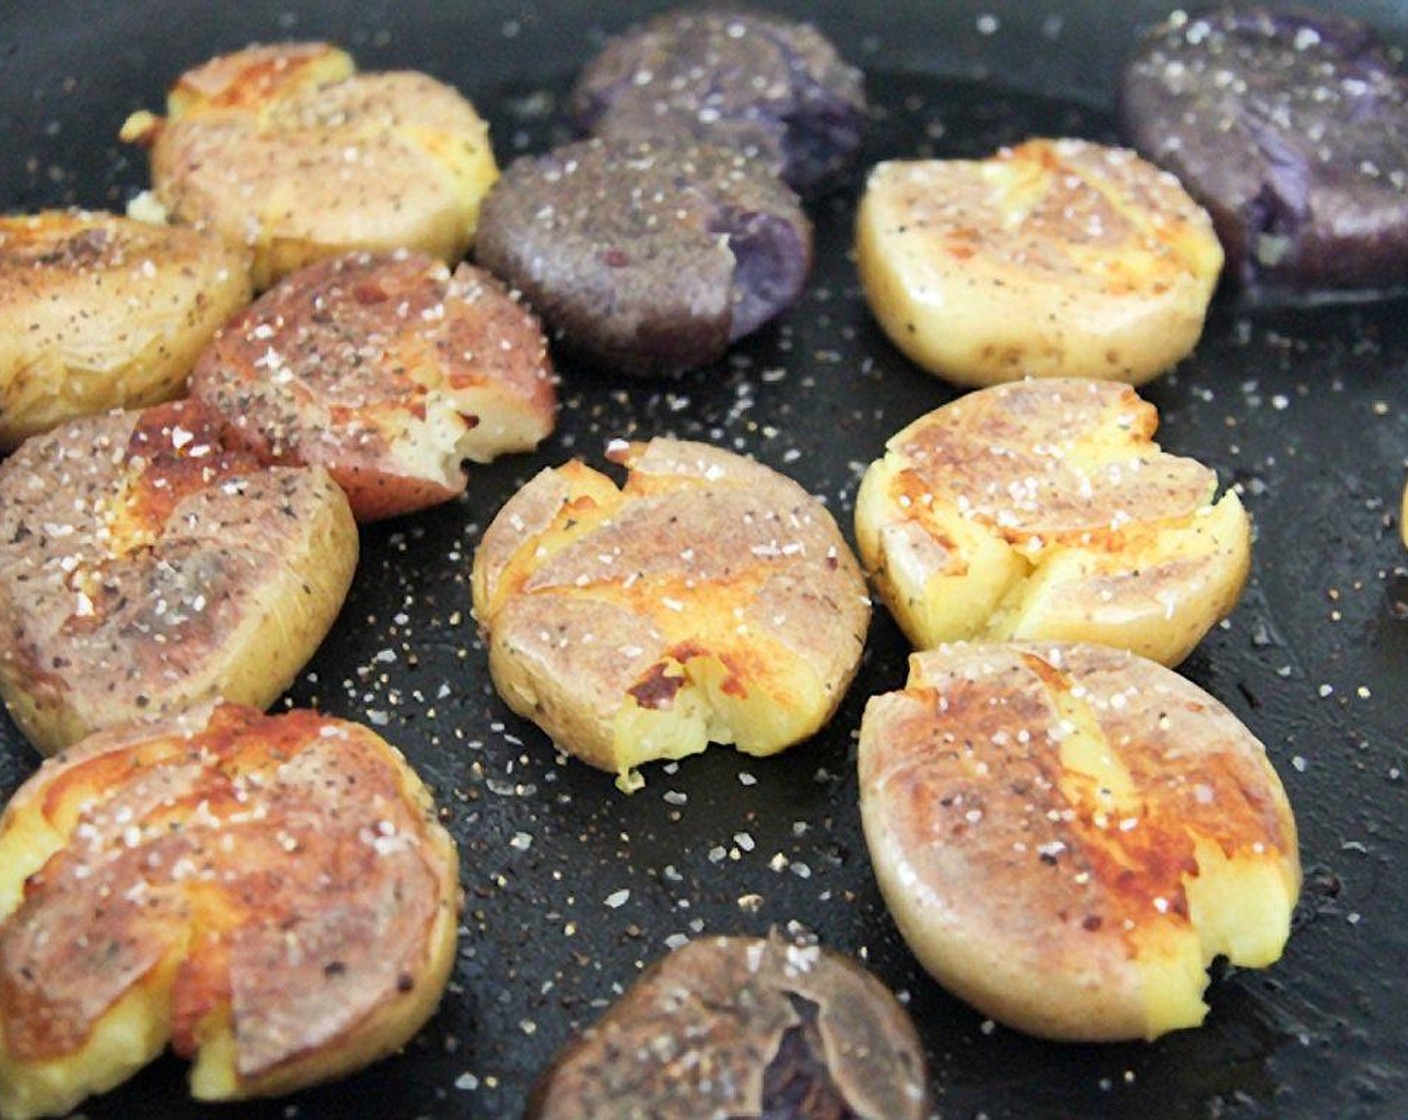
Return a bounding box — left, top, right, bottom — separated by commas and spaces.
190, 251, 555, 522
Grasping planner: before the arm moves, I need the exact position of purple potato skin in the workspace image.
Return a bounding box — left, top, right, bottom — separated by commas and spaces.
569, 8, 867, 195
473, 138, 812, 376
523, 936, 931, 1120
1120, 8, 1408, 294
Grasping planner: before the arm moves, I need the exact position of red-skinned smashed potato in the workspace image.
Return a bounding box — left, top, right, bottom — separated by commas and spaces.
190, 251, 556, 522
0, 702, 459, 1120
471, 438, 870, 790
859, 641, 1300, 1042
0, 400, 356, 756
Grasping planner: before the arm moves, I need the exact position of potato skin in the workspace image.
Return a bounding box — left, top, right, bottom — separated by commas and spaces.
471, 438, 869, 788
526, 935, 929, 1120
569, 7, 867, 194
0, 401, 357, 756
1120, 8, 1408, 293
0, 210, 251, 450
124, 42, 498, 290
856, 139, 1223, 387
474, 138, 811, 375
0, 702, 459, 1120
855, 379, 1250, 666
859, 641, 1300, 1042
190, 251, 556, 522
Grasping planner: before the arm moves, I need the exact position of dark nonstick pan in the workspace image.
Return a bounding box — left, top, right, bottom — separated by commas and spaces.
2, 2, 1406, 1117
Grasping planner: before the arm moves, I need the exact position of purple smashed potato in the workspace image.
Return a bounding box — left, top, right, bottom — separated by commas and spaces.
474, 138, 812, 375
1120, 8, 1408, 294
523, 936, 930, 1120
569, 8, 866, 194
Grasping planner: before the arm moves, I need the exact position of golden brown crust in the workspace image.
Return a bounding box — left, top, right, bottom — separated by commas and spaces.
856, 138, 1223, 387
889, 380, 1212, 538
126, 42, 498, 289
471, 439, 870, 787
0, 702, 458, 1117
0, 210, 251, 450
859, 641, 1300, 1041
0, 401, 357, 756
855, 379, 1251, 665
190, 251, 555, 521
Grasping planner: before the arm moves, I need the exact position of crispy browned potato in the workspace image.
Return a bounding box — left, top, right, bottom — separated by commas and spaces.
0, 400, 357, 756
0, 701, 459, 1119
855, 379, 1250, 666
856, 138, 1223, 387
121, 42, 498, 290
526, 935, 930, 1120
189, 251, 556, 522
859, 641, 1300, 1042
471, 438, 870, 790
0, 210, 250, 450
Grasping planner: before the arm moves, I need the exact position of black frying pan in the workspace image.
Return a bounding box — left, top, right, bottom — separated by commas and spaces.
2, 3, 1407, 1118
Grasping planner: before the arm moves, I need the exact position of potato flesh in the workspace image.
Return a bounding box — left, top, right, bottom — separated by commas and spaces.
1048, 674, 1294, 1036
0, 706, 460, 1116
472, 442, 869, 788
0, 211, 251, 450
858, 643, 1299, 1042
855, 382, 1251, 667
0, 954, 181, 1120
131, 44, 499, 290
856, 139, 1223, 387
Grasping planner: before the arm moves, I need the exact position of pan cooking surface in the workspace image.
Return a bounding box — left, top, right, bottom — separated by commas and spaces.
1, 4, 1406, 1118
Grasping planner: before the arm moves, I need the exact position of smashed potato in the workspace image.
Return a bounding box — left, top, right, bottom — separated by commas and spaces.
856, 138, 1223, 387
0, 210, 250, 450
855, 379, 1250, 666
859, 641, 1300, 1042
471, 438, 870, 790
121, 42, 498, 289
0, 702, 459, 1119
526, 935, 929, 1120
190, 251, 556, 522
0, 400, 357, 756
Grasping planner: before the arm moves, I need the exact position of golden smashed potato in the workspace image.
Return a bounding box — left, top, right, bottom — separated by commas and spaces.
856, 138, 1223, 387
855, 379, 1250, 666
0, 210, 250, 450
471, 438, 870, 790
190, 251, 556, 522
121, 42, 498, 289
859, 641, 1300, 1042
0, 702, 459, 1119
0, 400, 357, 756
